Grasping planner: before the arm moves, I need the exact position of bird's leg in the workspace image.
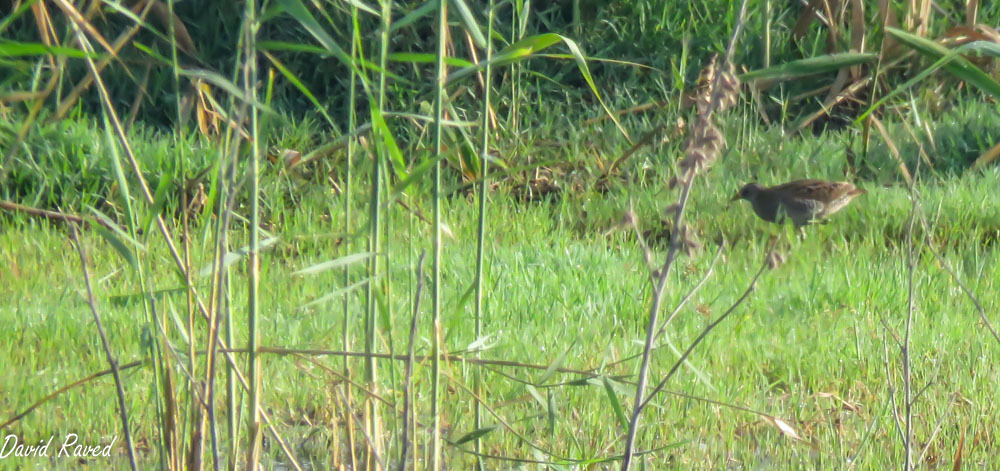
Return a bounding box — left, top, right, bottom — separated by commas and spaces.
767, 231, 782, 258
783, 222, 804, 242
773, 223, 798, 255
765, 229, 791, 269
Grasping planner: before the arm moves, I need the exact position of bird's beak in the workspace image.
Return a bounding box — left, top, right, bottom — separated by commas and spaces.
729, 192, 741, 203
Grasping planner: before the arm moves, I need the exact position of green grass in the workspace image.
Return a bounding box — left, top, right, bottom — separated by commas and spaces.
4, 1, 1000, 468
2, 117, 998, 468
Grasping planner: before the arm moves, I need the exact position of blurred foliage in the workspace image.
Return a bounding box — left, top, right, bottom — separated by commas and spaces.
1, 1, 993, 127
2, 0, 1000, 212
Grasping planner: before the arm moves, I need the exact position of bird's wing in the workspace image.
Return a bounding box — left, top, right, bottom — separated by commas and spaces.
777, 197, 823, 224
772, 179, 858, 201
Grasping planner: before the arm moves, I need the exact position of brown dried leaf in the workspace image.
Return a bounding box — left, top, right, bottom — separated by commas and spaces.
953, 427, 965, 471
877, 0, 900, 54
793, 0, 824, 41
850, 0, 866, 53
971, 140, 1000, 169
131, 0, 197, 55
762, 416, 804, 442
940, 25, 1000, 47
663, 203, 681, 217
967, 0, 980, 26
814, 391, 861, 412
870, 116, 913, 184
281, 149, 303, 169
666, 176, 687, 190
766, 250, 786, 270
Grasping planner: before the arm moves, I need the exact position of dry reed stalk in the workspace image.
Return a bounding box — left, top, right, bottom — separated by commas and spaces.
620, 3, 747, 467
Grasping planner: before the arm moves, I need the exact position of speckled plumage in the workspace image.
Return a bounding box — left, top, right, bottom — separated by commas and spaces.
732, 179, 865, 227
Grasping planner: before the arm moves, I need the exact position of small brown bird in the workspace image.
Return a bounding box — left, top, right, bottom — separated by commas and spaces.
731, 179, 865, 227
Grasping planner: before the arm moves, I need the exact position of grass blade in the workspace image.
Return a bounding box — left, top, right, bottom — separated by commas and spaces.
371, 105, 409, 181
0, 42, 92, 58
141, 174, 173, 235
92, 224, 139, 270
388, 52, 475, 68
177, 68, 276, 114
391, 1, 436, 33
453, 425, 499, 445
197, 237, 279, 278
602, 377, 629, 432
450, 0, 487, 48
887, 27, 1000, 98
301, 277, 376, 309
739, 52, 877, 81
292, 252, 375, 276
537, 340, 575, 385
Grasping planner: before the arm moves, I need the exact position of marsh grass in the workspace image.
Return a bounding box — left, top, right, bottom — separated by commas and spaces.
2, 0, 1000, 470
2, 122, 999, 467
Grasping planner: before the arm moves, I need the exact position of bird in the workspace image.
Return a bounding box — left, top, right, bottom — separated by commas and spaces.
731, 179, 865, 228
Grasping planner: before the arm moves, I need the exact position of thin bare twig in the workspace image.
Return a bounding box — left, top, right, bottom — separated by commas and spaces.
604, 243, 723, 371
3, 340, 616, 435
639, 261, 768, 412
0, 359, 147, 431
656, 243, 724, 339
899, 111, 925, 471
249, 347, 598, 376
880, 324, 907, 446
902, 184, 918, 471
398, 251, 427, 471
620, 1, 749, 467
620, 168, 695, 470
0, 200, 122, 231
916, 218, 1000, 345
439, 368, 576, 462
337, 387, 387, 471
916, 393, 957, 466
847, 392, 893, 469
69, 225, 138, 470
606, 121, 668, 176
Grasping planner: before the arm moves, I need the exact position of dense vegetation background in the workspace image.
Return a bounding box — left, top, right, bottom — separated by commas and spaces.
1, 0, 999, 469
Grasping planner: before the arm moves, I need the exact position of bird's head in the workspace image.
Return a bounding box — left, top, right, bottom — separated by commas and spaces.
730, 183, 762, 202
